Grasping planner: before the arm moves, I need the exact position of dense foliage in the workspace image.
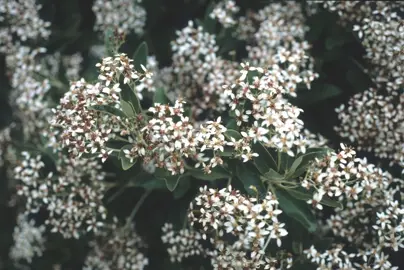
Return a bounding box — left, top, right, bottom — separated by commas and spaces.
0, 1, 403, 269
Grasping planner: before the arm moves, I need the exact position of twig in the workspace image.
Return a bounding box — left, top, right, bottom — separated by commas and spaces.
125, 189, 152, 229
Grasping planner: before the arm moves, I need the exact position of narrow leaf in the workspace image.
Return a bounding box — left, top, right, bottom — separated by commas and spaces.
120, 100, 136, 117
119, 145, 136, 170
263, 169, 284, 181
276, 189, 317, 233
252, 142, 277, 174
164, 175, 181, 192
133, 42, 148, 72
286, 187, 342, 208
203, 1, 217, 34
90, 105, 127, 118
224, 129, 242, 140
105, 140, 129, 150
286, 155, 303, 178
291, 148, 331, 178
173, 175, 191, 198
236, 162, 266, 197
153, 87, 170, 105
188, 166, 230, 181
120, 86, 142, 113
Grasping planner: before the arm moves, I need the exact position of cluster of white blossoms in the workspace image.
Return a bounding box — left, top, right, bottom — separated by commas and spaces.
62, 53, 84, 81
92, 0, 146, 36
167, 20, 240, 118
5, 46, 51, 136
162, 186, 293, 269
161, 223, 206, 263
304, 244, 398, 270
84, 219, 148, 270
126, 100, 230, 175
51, 53, 153, 161
160, 2, 317, 122
186, 185, 289, 269
0, 0, 51, 52
224, 64, 307, 157
313, 1, 404, 166
301, 143, 403, 269
0, 126, 12, 168
96, 53, 154, 99
53, 54, 315, 173
51, 78, 126, 160
210, 0, 239, 29
14, 151, 107, 239
236, 2, 318, 96
335, 90, 403, 166
9, 213, 46, 264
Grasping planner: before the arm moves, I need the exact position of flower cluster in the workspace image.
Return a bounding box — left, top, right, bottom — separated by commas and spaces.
236, 2, 318, 96
6, 46, 50, 115
162, 186, 293, 269
302, 143, 403, 269
62, 53, 83, 81
84, 219, 149, 270
92, 0, 146, 35
161, 223, 206, 263
162, 2, 318, 121
167, 21, 239, 118
335, 90, 403, 166
224, 64, 307, 157
51, 78, 125, 160
125, 100, 230, 175
9, 213, 46, 264
210, 0, 239, 28
51, 53, 152, 160
305, 244, 398, 270
188, 186, 288, 266
315, 1, 404, 166
14, 151, 107, 239
96, 53, 154, 99
0, 0, 51, 52
0, 126, 12, 168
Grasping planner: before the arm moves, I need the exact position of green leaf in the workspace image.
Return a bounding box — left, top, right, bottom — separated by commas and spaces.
164, 175, 181, 192
104, 27, 114, 54
105, 140, 129, 150
120, 86, 142, 113
251, 142, 277, 174
286, 155, 303, 178
119, 145, 136, 170
236, 162, 266, 197
120, 100, 136, 117
291, 84, 342, 106
325, 35, 349, 50
290, 148, 331, 178
153, 87, 170, 105
188, 166, 230, 181
276, 189, 317, 233
218, 146, 235, 157
263, 169, 284, 182
90, 105, 127, 118
130, 173, 166, 190
173, 175, 191, 199
285, 187, 342, 208
133, 42, 148, 72
224, 129, 242, 140
203, 1, 217, 34
153, 170, 190, 193
226, 119, 237, 130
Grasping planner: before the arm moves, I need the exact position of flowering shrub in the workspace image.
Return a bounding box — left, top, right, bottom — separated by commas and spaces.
0, 0, 402, 269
